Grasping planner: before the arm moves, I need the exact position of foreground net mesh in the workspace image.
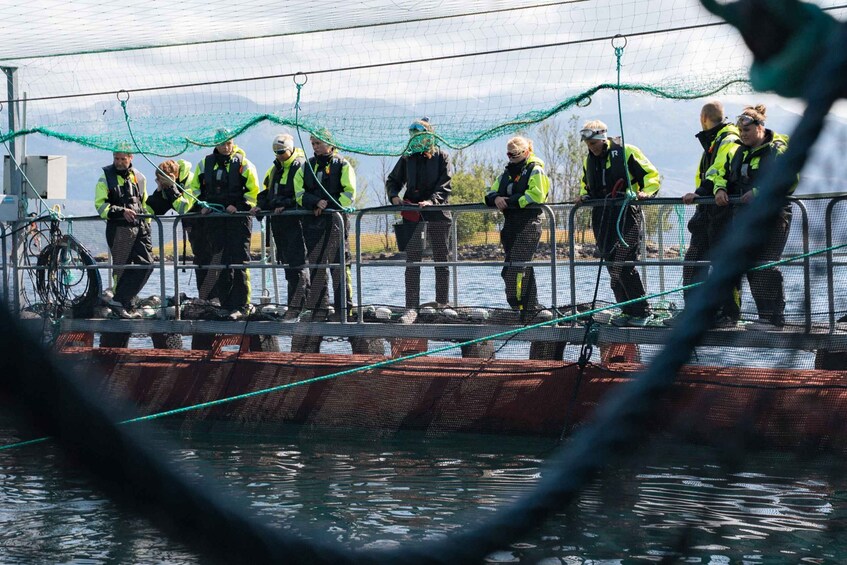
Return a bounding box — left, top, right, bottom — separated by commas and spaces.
4, 0, 847, 563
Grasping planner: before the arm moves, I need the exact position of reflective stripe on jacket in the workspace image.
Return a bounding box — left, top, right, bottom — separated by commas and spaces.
485, 153, 550, 220
579, 140, 660, 198
94, 165, 151, 220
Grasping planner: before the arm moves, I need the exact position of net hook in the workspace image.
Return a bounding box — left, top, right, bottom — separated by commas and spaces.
293, 72, 308, 87
116, 90, 130, 103
611, 34, 627, 50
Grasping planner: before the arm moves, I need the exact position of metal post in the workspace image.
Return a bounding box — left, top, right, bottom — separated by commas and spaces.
3, 67, 25, 314
568, 204, 578, 317
451, 213, 459, 306
656, 204, 666, 293
337, 211, 347, 323
354, 209, 364, 323
154, 216, 167, 319
542, 204, 557, 310
792, 199, 812, 333
172, 217, 182, 320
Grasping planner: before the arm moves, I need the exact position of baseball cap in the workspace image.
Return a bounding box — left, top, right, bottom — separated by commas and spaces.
272, 134, 294, 153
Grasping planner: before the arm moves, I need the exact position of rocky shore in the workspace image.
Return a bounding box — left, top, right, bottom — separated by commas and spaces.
98, 241, 682, 263
362, 242, 683, 262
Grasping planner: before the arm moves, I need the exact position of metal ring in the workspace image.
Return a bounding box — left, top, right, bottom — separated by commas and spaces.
611, 34, 627, 49
576, 95, 592, 108
0, 102, 3, 112
293, 72, 308, 86
116, 90, 130, 102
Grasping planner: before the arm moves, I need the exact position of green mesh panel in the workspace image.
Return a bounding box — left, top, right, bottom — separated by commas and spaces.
1, 0, 816, 155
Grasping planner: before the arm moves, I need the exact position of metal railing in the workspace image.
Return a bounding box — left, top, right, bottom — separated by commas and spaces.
2, 194, 838, 332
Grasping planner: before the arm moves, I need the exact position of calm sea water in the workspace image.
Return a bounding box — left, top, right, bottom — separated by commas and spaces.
0, 417, 844, 564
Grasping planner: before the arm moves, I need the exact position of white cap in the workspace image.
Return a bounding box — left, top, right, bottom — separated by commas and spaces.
272, 134, 294, 153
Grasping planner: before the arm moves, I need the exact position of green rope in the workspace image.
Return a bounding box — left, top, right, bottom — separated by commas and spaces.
120, 97, 225, 214
1, 241, 844, 453
613, 37, 636, 249
292, 79, 356, 214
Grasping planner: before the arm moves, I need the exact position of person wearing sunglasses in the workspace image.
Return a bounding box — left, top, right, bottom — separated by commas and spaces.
671, 100, 743, 328
294, 129, 357, 320
250, 134, 310, 314
386, 118, 453, 309
716, 104, 795, 331
484, 136, 550, 321
575, 120, 660, 327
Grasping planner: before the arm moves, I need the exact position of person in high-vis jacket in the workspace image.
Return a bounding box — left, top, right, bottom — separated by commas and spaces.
294, 131, 356, 319
575, 120, 661, 327
94, 150, 154, 319
717, 104, 795, 330
183, 133, 260, 320
251, 134, 310, 313
676, 100, 742, 327
386, 118, 453, 309
485, 136, 550, 321
148, 159, 212, 297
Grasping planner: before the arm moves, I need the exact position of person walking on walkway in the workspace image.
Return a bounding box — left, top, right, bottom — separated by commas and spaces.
575, 120, 661, 327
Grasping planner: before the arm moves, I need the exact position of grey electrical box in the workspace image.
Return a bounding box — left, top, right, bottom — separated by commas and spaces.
3, 155, 67, 199
0, 195, 19, 221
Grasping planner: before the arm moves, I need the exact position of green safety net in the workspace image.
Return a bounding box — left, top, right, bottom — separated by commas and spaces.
0, 0, 814, 155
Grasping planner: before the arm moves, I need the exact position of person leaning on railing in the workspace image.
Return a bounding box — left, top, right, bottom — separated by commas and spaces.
147, 159, 213, 299
250, 134, 310, 315
484, 136, 550, 322
93, 146, 155, 320
180, 131, 260, 321
672, 100, 742, 328
717, 104, 797, 331
574, 120, 661, 328
386, 118, 453, 309
294, 129, 356, 319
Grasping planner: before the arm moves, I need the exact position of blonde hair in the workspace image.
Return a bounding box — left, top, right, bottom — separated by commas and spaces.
582, 119, 607, 131
157, 160, 179, 179
507, 136, 533, 154
740, 104, 767, 124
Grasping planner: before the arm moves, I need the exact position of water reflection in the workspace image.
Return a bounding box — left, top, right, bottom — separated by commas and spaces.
0, 420, 844, 563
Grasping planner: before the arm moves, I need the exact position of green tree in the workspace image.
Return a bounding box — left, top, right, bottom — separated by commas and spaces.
642, 177, 673, 241
535, 114, 589, 241
450, 149, 499, 243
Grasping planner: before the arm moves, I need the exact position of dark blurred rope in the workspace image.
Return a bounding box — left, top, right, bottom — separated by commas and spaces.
0, 5, 845, 565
